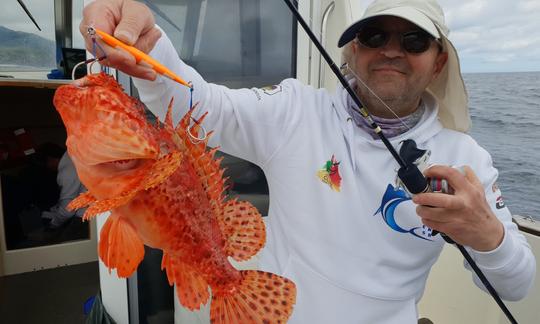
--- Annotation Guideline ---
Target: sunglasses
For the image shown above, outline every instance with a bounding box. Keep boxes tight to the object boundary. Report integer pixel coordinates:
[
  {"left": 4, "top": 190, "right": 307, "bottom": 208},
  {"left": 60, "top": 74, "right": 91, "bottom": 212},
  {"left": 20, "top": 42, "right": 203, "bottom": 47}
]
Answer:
[{"left": 356, "top": 27, "right": 439, "bottom": 54}]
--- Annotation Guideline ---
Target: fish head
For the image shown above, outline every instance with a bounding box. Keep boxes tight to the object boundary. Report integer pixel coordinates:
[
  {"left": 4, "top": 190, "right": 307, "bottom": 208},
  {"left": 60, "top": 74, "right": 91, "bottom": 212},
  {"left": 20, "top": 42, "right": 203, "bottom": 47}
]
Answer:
[{"left": 53, "top": 72, "right": 160, "bottom": 198}]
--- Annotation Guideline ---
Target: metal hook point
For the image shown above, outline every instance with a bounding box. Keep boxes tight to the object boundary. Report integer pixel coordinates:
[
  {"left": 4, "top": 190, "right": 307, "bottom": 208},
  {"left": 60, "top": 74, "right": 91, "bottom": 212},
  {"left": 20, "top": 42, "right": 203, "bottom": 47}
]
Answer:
[{"left": 187, "top": 122, "right": 207, "bottom": 144}]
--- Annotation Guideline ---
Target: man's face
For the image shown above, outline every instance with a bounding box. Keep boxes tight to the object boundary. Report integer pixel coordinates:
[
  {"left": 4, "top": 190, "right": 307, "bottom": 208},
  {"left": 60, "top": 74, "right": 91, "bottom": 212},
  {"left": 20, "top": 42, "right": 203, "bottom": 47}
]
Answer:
[{"left": 351, "top": 16, "right": 448, "bottom": 117}]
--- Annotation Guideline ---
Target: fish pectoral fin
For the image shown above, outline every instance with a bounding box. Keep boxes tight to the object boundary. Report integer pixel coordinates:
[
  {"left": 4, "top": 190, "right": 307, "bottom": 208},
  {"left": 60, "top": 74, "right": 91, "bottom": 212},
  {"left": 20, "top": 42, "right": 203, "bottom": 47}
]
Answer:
[
  {"left": 211, "top": 270, "right": 296, "bottom": 324},
  {"left": 219, "top": 200, "right": 266, "bottom": 262},
  {"left": 99, "top": 214, "right": 144, "bottom": 278},
  {"left": 82, "top": 191, "right": 137, "bottom": 221},
  {"left": 140, "top": 151, "right": 182, "bottom": 190},
  {"left": 67, "top": 191, "right": 97, "bottom": 211},
  {"left": 84, "top": 151, "right": 182, "bottom": 222},
  {"left": 161, "top": 252, "right": 210, "bottom": 310}
]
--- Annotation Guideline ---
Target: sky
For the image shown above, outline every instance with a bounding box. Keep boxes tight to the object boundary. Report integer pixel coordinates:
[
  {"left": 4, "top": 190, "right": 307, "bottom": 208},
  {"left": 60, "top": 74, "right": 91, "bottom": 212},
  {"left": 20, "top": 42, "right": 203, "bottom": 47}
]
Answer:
[
  {"left": 2, "top": 0, "right": 540, "bottom": 73},
  {"left": 438, "top": 0, "right": 540, "bottom": 73}
]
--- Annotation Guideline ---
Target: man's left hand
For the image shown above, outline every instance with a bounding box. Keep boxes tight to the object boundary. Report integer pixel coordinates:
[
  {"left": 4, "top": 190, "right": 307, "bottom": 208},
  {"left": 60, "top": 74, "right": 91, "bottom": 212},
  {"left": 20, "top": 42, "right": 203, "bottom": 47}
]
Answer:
[{"left": 412, "top": 165, "right": 504, "bottom": 251}]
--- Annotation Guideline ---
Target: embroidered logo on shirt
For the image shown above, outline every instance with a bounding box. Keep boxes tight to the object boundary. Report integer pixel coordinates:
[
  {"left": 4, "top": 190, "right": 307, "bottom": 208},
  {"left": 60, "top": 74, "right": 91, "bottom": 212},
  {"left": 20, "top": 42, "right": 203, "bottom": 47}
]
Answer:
[
  {"left": 260, "top": 85, "right": 282, "bottom": 95},
  {"left": 317, "top": 155, "right": 342, "bottom": 192},
  {"left": 496, "top": 196, "right": 506, "bottom": 209},
  {"left": 374, "top": 184, "right": 434, "bottom": 241},
  {"left": 250, "top": 88, "right": 262, "bottom": 101}
]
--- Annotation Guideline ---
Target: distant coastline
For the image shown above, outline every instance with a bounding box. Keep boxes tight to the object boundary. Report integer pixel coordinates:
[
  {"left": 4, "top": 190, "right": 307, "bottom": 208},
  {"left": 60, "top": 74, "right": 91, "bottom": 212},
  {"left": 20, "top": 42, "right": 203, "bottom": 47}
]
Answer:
[{"left": 463, "top": 70, "right": 540, "bottom": 75}]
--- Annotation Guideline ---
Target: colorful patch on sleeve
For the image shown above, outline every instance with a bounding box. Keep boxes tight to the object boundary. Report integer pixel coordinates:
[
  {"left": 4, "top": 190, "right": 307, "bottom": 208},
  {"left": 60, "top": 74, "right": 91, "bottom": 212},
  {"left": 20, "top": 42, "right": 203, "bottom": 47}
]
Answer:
[
  {"left": 317, "top": 155, "right": 342, "bottom": 192},
  {"left": 260, "top": 85, "right": 282, "bottom": 95}
]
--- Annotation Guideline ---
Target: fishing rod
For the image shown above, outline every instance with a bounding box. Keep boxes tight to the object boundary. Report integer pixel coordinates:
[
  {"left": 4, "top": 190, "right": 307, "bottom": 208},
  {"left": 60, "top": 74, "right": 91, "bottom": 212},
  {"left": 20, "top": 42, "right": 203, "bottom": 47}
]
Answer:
[
  {"left": 280, "top": 1, "right": 518, "bottom": 323},
  {"left": 16, "top": 0, "right": 41, "bottom": 31}
]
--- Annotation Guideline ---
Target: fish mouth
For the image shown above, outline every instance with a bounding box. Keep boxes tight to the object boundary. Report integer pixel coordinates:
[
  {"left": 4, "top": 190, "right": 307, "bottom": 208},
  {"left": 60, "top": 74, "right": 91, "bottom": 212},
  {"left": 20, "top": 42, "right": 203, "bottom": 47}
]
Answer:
[
  {"left": 81, "top": 157, "right": 155, "bottom": 179},
  {"left": 101, "top": 159, "right": 144, "bottom": 171}
]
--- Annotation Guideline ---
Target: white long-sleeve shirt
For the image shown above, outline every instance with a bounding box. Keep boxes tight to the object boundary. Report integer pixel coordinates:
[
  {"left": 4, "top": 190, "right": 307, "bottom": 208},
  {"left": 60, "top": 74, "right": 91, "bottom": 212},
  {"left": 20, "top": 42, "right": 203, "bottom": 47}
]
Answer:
[{"left": 133, "top": 32, "right": 535, "bottom": 323}]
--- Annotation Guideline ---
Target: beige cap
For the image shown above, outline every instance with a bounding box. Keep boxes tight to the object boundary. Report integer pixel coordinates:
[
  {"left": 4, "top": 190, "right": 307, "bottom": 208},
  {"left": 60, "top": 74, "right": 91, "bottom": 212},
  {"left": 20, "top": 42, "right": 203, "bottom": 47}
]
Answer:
[{"left": 338, "top": 0, "right": 470, "bottom": 133}]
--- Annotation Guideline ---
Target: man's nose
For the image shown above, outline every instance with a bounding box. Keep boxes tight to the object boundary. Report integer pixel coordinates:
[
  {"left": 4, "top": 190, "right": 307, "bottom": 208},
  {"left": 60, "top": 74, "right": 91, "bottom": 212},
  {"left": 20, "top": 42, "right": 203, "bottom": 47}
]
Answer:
[{"left": 380, "top": 34, "right": 405, "bottom": 58}]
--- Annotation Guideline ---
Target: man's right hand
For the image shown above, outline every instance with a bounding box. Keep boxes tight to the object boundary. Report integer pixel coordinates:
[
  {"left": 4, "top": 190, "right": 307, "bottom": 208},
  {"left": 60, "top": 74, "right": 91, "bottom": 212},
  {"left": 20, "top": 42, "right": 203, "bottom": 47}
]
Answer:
[{"left": 80, "top": 0, "right": 161, "bottom": 80}]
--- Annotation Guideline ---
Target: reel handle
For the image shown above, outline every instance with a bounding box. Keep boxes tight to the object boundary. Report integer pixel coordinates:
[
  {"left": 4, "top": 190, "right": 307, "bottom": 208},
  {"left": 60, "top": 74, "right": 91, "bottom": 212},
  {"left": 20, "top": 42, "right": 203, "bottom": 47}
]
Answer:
[{"left": 426, "top": 166, "right": 464, "bottom": 241}]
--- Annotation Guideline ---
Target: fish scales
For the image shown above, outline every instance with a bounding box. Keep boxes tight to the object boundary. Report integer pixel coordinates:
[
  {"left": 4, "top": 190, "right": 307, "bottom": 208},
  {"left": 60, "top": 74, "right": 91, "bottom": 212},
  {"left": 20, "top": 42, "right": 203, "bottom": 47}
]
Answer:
[{"left": 53, "top": 72, "right": 296, "bottom": 323}]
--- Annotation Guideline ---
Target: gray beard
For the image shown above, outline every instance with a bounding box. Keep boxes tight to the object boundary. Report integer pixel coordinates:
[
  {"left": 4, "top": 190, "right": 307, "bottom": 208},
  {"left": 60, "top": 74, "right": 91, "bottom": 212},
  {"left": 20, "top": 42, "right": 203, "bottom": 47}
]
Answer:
[{"left": 355, "top": 86, "right": 422, "bottom": 118}]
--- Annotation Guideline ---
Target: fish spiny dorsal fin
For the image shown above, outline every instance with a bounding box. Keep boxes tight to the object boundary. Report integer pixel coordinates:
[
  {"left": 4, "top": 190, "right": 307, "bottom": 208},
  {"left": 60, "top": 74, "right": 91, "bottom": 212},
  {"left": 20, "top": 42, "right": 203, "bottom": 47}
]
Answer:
[
  {"left": 204, "top": 130, "right": 214, "bottom": 145},
  {"left": 211, "top": 270, "right": 296, "bottom": 324},
  {"left": 207, "top": 147, "right": 220, "bottom": 160},
  {"left": 161, "top": 252, "right": 210, "bottom": 311},
  {"left": 164, "top": 97, "right": 175, "bottom": 130},
  {"left": 200, "top": 154, "right": 227, "bottom": 214},
  {"left": 176, "top": 103, "right": 197, "bottom": 134},
  {"left": 219, "top": 199, "right": 266, "bottom": 261},
  {"left": 189, "top": 111, "right": 208, "bottom": 137},
  {"left": 174, "top": 104, "right": 226, "bottom": 219}
]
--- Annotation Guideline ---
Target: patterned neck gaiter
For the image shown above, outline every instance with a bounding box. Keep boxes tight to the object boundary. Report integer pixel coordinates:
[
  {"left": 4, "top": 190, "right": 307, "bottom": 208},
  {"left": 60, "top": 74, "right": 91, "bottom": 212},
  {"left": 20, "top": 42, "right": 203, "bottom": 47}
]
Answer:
[{"left": 346, "top": 95, "right": 426, "bottom": 139}]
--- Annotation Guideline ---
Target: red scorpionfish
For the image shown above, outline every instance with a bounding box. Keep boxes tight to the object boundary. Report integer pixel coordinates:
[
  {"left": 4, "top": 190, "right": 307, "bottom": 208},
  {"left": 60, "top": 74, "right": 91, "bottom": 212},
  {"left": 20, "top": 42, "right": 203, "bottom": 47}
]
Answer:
[{"left": 53, "top": 72, "right": 296, "bottom": 323}]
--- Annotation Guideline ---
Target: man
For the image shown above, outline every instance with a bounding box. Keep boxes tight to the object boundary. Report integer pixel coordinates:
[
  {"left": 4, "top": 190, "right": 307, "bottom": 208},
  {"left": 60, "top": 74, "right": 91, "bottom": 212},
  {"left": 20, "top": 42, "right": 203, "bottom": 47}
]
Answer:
[
  {"left": 80, "top": 0, "right": 535, "bottom": 323},
  {"left": 41, "top": 151, "right": 87, "bottom": 229}
]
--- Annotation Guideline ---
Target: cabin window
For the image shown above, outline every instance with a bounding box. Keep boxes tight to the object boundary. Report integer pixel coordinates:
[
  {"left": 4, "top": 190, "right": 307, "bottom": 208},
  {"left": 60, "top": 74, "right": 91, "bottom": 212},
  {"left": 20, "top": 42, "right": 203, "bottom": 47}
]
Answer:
[
  {"left": 72, "top": 0, "right": 85, "bottom": 50},
  {"left": 153, "top": 0, "right": 297, "bottom": 88},
  {"left": 0, "top": 0, "right": 57, "bottom": 79},
  {"left": 0, "top": 0, "right": 88, "bottom": 80}
]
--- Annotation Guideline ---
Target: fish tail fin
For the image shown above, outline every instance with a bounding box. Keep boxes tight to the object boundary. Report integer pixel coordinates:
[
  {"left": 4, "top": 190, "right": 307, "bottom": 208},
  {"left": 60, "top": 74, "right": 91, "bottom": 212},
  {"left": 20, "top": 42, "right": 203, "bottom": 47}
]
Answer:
[
  {"left": 99, "top": 214, "right": 144, "bottom": 278},
  {"left": 210, "top": 270, "right": 296, "bottom": 324}
]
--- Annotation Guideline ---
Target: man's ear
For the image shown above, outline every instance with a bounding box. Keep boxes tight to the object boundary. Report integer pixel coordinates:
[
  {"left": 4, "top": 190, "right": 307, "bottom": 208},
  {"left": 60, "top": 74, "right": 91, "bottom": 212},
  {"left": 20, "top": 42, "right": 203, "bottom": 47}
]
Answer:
[
  {"left": 351, "top": 40, "right": 359, "bottom": 55},
  {"left": 432, "top": 52, "right": 448, "bottom": 81}
]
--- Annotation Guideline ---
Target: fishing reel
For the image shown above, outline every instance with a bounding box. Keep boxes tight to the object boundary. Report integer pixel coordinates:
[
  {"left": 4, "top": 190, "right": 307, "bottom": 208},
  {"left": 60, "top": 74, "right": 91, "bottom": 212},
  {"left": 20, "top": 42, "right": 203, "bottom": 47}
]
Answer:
[
  {"left": 395, "top": 139, "right": 458, "bottom": 196},
  {"left": 396, "top": 139, "right": 462, "bottom": 242}
]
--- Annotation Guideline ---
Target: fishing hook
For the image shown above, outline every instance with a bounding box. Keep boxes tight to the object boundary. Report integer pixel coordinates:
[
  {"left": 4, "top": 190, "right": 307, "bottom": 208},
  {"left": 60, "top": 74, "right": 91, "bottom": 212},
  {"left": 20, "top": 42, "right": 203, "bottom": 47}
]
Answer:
[{"left": 187, "top": 121, "right": 208, "bottom": 144}]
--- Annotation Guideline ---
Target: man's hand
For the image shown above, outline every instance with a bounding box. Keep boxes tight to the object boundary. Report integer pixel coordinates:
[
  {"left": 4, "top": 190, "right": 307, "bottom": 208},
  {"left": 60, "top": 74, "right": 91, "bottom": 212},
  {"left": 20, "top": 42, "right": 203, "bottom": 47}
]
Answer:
[
  {"left": 412, "top": 165, "right": 504, "bottom": 251},
  {"left": 80, "top": 0, "right": 161, "bottom": 80}
]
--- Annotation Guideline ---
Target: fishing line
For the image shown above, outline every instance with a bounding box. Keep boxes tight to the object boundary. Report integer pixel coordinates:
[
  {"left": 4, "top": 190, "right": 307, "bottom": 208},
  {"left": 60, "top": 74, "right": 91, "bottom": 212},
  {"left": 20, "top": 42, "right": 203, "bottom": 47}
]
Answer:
[
  {"left": 342, "top": 64, "right": 410, "bottom": 129},
  {"left": 88, "top": 27, "right": 110, "bottom": 74},
  {"left": 70, "top": 26, "right": 111, "bottom": 81},
  {"left": 291, "top": 0, "right": 410, "bottom": 131},
  {"left": 82, "top": 26, "right": 202, "bottom": 143}
]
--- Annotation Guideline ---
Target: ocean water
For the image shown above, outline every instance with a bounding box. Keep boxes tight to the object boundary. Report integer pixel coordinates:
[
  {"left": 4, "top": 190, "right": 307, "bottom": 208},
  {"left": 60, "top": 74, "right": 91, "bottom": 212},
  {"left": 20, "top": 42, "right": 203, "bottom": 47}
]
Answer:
[{"left": 465, "top": 71, "right": 540, "bottom": 220}]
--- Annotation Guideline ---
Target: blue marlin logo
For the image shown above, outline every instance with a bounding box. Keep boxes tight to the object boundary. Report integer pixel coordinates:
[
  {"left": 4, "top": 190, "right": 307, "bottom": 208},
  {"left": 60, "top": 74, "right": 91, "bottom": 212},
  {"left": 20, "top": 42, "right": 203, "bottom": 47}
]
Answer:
[{"left": 374, "top": 184, "right": 434, "bottom": 241}]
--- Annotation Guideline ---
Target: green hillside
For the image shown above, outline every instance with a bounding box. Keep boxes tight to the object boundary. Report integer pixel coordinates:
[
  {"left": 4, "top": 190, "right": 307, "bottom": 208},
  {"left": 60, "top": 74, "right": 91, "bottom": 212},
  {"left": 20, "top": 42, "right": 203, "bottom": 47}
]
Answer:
[{"left": 0, "top": 26, "right": 56, "bottom": 68}]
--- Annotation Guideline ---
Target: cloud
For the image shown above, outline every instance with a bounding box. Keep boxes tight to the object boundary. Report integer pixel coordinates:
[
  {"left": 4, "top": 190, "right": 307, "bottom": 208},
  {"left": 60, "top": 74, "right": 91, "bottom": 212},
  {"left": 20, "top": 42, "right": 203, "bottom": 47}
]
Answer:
[
  {"left": 517, "top": 0, "right": 540, "bottom": 12},
  {"left": 439, "top": 0, "right": 540, "bottom": 72}
]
